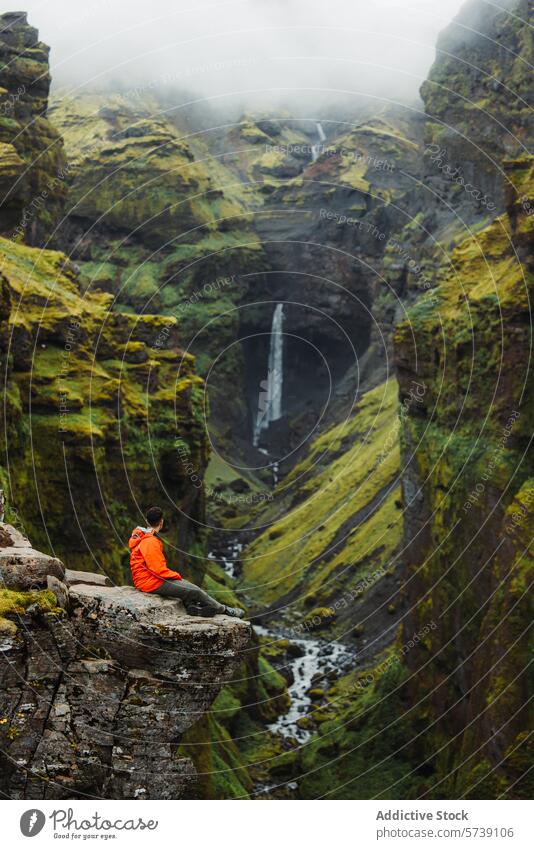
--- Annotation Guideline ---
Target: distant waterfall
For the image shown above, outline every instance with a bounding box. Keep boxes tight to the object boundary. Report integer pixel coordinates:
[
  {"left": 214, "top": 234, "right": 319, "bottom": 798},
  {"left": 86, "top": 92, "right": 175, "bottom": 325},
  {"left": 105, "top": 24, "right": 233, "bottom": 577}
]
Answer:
[
  {"left": 253, "top": 304, "right": 284, "bottom": 447},
  {"left": 311, "top": 122, "right": 326, "bottom": 162}
]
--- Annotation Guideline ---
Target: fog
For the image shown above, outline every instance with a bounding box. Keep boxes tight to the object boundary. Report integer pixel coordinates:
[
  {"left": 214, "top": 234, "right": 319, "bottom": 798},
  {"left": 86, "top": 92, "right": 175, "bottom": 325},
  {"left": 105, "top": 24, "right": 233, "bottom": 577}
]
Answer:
[{"left": 19, "top": 0, "right": 469, "bottom": 108}]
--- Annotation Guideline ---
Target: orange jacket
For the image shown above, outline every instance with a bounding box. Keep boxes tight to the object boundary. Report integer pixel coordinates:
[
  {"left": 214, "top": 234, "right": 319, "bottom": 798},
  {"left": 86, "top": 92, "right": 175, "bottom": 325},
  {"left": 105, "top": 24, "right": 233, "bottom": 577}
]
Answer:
[{"left": 128, "top": 527, "right": 182, "bottom": 592}]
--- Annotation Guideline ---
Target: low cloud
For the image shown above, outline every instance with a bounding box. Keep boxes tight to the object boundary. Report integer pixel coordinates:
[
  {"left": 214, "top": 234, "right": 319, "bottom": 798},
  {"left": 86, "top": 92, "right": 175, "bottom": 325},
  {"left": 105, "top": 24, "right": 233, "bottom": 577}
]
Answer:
[{"left": 18, "top": 0, "right": 471, "bottom": 111}]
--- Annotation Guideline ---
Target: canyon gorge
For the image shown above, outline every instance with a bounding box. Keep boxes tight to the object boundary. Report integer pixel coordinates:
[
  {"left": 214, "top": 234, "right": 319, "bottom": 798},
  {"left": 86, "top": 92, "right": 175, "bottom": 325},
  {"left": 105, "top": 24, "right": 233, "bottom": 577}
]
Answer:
[{"left": 0, "top": 0, "right": 532, "bottom": 800}]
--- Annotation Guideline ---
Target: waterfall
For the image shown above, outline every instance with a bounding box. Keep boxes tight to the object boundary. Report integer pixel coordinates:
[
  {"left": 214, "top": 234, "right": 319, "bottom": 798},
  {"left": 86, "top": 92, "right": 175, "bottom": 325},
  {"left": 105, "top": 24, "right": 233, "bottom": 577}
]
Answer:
[
  {"left": 253, "top": 303, "right": 284, "bottom": 447},
  {"left": 311, "top": 122, "right": 326, "bottom": 162}
]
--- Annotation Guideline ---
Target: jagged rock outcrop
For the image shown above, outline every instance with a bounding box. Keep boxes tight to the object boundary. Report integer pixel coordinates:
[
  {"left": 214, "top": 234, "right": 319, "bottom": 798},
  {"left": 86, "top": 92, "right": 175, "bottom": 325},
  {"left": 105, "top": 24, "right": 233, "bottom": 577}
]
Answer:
[
  {"left": 0, "top": 522, "right": 64, "bottom": 589},
  {"left": 0, "top": 524, "right": 251, "bottom": 799},
  {"left": 0, "top": 12, "right": 67, "bottom": 244},
  {"left": 421, "top": 0, "right": 533, "bottom": 218}
]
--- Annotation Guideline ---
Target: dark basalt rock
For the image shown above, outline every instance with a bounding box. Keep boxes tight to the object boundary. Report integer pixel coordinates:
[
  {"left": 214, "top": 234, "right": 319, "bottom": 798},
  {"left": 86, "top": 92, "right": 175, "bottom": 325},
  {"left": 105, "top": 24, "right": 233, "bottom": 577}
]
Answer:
[{"left": 0, "top": 12, "right": 67, "bottom": 244}]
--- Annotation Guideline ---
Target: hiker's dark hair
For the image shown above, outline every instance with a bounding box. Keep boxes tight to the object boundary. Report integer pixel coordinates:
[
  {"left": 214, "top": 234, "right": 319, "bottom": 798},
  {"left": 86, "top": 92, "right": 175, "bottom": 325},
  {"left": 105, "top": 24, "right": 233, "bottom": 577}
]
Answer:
[{"left": 146, "top": 506, "right": 164, "bottom": 527}]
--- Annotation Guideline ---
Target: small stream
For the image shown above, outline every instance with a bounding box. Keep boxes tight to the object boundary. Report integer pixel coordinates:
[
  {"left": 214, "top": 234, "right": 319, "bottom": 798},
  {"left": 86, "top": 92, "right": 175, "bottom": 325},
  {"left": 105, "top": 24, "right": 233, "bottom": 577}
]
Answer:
[
  {"left": 208, "top": 540, "right": 356, "bottom": 743},
  {"left": 209, "top": 537, "right": 358, "bottom": 797},
  {"left": 208, "top": 540, "right": 243, "bottom": 579},
  {"left": 209, "top": 542, "right": 357, "bottom": 743},
  {"left": 254, "top": 624, "right": 355, "bottom": 743}
]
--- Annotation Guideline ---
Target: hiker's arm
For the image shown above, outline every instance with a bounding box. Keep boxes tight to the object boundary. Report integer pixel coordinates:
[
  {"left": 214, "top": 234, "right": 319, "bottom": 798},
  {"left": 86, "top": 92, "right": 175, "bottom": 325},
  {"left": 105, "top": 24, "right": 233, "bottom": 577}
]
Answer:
[{"left": 143, "top": 536, "right": 183, "bottom": 581}]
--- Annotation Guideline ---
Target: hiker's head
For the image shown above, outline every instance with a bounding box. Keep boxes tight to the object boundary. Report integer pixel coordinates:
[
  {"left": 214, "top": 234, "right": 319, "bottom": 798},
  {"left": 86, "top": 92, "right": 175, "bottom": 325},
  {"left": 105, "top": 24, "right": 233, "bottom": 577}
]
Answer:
[{"left": 145, "top": 506, "right": 164, "bottom": 531}]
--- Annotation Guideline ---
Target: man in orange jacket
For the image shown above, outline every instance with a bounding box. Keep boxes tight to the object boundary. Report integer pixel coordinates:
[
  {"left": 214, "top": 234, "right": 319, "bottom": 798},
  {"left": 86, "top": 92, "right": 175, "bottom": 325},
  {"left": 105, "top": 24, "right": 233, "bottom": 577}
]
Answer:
[{"left": 129, "top": 506, "right": 245, "bottom": 618}]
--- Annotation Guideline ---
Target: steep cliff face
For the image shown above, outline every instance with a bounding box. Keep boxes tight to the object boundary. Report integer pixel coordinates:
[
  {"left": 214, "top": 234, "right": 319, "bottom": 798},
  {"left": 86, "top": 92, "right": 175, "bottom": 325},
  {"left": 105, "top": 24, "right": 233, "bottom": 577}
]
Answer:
[
  {"left": 0, "top": 15, "right": 210, "bottom": 582},
  {"left": 0, "top": 236, "right": 208, "bottom": 581},
  {"left": 421, "top": 0, "right": 533, "bottom": 218},
  {"left": 393, "top": 0, "right": 534, "bottom": 295},
  {"left": 0, "top": 12, "right": 67, "bottom": 245},
  {"left": 386, "top": 0, "right": 534, "bottom": 797},
  {"left": 394, "top": 156, "right": 533, "bottom": 798},
  {"left": 0, "top": 523, "right": 250, "bottom": 799},
  {"left": 49, "top": 93, "right": 269, "bottom": 455},
  {"left": 229, "top": 0, "right": 533, "bottom": 800}
]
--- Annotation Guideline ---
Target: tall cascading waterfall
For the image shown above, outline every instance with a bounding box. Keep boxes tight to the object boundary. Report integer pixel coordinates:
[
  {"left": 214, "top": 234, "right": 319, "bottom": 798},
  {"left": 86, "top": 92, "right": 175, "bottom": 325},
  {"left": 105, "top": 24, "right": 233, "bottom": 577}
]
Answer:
[
  {"left": 311, "top": 122, "right": 326, "bottom": 162},
  {"left": 253, "top": 303, "right": 284, "bottom": 447}
]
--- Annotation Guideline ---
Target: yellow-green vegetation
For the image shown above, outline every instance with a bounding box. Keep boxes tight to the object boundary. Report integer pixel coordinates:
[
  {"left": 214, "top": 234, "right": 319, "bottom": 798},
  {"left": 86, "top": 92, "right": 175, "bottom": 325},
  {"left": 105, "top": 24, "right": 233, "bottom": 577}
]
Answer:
[
  {"left": 391, "top": 157, "right": 534, "bottom": 798},
  {"left": 0, "top": 236, "right": 209, "bottom": 582},
  {"left": 0, "top": 588, "right": 58, "bottom": 635},
  {"left": 49, "top": 94, "right": 236, "bottom": 238},
  {"left": 239, "top": 380, "right": 402, "bottom": 631},
  {"left": 178, "top": 632, "right": 292, "bottom": 798},
  {"left": 186, "top": 378, "right": 406, "bottom": 796},
  {"left": 294, "top": 651, "right": 421, "bottom": 799},
  {"left": 50, "top": 94, "right": 266, "bottom": 296},
  {"left": 335, "top": 120, "right": 417, "bottom": 199},
  {"left": 396, "top": 158, "right": 534, "bottom": 423},
  {"left": 178, "top": 713, "right": 253, "bottom": 799},
  {"left": 224, "top": 115, "right": 313, "bottom": 191},
  {"left": 270, "top": 116, "right": 420, "bottom": 212},
  {"left": 49, "top": 94, "right": 269, "bottom": 409}
]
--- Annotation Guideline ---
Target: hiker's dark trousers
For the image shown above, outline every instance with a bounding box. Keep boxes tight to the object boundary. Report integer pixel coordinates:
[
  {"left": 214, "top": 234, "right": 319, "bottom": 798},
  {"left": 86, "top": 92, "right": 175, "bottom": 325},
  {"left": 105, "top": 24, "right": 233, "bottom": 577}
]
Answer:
[{"left": 151, "top": 579, "right": 225, "bottom": 616}]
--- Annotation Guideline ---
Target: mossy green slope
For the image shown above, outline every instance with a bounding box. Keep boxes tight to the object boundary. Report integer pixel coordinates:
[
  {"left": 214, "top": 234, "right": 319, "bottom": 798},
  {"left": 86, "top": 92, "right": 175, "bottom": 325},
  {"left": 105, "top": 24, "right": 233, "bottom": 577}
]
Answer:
[
  {"left": 49, "top": 93, "right": 271, "bottom": 451},
  {"left": 49, "top": 93, "right": 267, "bottom": 319},
  {"left": 0, "top": 236, "right": 209, "bottom": 582},
  {"left": 392, "top": 156, "right": 533, "bottom": 798},
  {"left": 239, "top": 379, "right": 403, "bottom": 639}
]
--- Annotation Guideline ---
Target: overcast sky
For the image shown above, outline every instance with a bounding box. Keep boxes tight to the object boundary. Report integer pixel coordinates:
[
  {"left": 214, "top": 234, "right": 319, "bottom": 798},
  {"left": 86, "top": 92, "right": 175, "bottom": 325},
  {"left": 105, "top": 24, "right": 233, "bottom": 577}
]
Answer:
[{"left": 18, "top": 0, "right": 470, "bottom": 106}]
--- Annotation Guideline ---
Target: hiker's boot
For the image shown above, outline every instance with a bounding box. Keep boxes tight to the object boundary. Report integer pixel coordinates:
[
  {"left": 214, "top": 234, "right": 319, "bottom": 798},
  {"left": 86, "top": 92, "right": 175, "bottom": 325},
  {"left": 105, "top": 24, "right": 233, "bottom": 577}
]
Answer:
[{"left": 224, "top": 605, "right": 245, "bottom": 619}]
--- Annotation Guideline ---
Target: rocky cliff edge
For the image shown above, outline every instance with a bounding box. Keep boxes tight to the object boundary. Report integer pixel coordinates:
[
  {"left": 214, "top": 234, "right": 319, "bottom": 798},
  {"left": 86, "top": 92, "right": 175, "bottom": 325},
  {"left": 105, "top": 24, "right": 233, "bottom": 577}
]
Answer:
[{"left": 0, "top": 522, "right": 251, "bottom": 799}]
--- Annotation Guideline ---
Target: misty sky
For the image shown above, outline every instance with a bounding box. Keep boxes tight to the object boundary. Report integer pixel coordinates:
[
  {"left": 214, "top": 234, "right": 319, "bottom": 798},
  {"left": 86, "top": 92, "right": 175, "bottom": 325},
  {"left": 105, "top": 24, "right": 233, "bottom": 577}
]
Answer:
[{"left": 19, "top": 0, "right": 470, "bottom": 106}]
